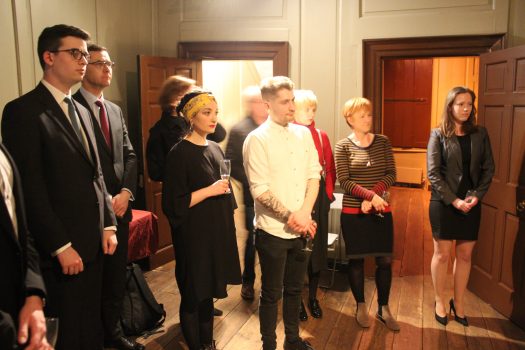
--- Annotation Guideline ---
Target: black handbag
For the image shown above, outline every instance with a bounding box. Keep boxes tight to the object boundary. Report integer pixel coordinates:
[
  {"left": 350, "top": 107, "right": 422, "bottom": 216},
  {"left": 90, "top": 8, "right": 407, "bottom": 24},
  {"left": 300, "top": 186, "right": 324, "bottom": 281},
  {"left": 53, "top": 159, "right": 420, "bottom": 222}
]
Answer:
[{"left": 120, "top": 263, "right": 166, "bottom": 337}]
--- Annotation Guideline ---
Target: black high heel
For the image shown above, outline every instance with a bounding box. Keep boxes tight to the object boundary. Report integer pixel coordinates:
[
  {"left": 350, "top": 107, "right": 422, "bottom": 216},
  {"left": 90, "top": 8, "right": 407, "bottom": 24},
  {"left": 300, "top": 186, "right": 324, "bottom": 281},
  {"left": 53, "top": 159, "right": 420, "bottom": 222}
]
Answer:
[
  {"left": 434, "top": 302, "right": 448, "bottom": 326},
  {"left": 449, "top": 299, "right": 469, "bottom": 327}
]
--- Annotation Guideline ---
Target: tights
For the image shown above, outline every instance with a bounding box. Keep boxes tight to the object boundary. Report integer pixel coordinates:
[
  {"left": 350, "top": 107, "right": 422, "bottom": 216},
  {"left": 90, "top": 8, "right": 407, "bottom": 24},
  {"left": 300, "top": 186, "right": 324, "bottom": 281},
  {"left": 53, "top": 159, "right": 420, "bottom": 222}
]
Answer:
[
  {"left": 179, "top": 297, "right": 214, "bottom": 350},
  {"left": 307, "top": 261, "right": 320, "bottom": 300},
  {"left": 347, "top": 257, "right": 392, "bottom": 306}
]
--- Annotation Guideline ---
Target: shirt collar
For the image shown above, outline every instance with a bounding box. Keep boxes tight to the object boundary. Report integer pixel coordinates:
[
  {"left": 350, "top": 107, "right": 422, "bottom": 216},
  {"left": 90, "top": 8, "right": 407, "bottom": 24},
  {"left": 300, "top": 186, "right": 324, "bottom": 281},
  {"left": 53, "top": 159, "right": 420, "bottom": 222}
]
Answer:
[
  {"left": 79, "top": 86, "right": 103, "bottom": 105},
  {"left": 41, "top": 79, "right": 71, "bottom": 105},
  {"left": 267, "top": 117, "right": 290, "bottom": 131}
]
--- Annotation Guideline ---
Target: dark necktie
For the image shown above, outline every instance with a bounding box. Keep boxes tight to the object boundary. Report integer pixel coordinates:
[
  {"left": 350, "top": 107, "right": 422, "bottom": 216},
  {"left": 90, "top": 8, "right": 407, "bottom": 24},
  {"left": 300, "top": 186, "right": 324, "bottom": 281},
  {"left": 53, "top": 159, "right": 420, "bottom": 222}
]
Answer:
[
  {"left": 64, "top": 97, "right": 84, "bottom": 144},
  {"left": 95, "top": 100, "right": 112, "bottom": 150}
]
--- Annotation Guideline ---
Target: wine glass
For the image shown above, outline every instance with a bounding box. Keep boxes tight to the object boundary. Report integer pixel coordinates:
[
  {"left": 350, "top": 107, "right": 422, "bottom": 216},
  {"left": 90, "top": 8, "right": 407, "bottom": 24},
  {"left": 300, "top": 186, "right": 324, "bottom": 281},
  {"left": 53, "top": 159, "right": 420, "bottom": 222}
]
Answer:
[
  {"left": 465, "top": 189, "right": 477, "bottom": 204},
  {"left": 220, "top": 159, "right": 231, "bottom": 194},
  {"left": 376, "top": 191, "right": 390, "bottom": 218},
  {"left": 45, "top": 317, "right": 59, "bottom": 347}
]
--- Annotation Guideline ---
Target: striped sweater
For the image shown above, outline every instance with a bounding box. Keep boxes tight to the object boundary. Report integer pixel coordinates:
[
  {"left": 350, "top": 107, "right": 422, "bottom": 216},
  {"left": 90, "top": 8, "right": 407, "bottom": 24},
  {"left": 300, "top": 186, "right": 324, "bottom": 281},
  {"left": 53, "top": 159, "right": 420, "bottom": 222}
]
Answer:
[{"left": 334, "top": 134, "right": 396, "bottom": 209}]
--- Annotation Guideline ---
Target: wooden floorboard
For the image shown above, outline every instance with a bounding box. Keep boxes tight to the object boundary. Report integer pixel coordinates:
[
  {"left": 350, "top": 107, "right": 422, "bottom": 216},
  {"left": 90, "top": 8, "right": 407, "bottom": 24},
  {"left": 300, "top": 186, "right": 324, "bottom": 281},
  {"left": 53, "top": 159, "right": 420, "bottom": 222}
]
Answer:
[{"left": 133, "top": 187, "right": 525, "bottom": 350}]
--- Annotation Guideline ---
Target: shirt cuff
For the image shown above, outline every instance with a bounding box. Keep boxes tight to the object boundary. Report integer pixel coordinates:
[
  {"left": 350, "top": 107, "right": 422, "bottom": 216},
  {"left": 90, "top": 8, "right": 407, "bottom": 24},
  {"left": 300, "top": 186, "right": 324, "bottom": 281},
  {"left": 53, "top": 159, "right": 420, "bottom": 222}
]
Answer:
[
  {"left": 104, "top": 226, "right": 117, "bottom": 231},
  {"left": 121, "top": 188, "right": 135, "bottom": 201},
  {"left": 51, "top": 242, "right": 72, "bottom": 257}
]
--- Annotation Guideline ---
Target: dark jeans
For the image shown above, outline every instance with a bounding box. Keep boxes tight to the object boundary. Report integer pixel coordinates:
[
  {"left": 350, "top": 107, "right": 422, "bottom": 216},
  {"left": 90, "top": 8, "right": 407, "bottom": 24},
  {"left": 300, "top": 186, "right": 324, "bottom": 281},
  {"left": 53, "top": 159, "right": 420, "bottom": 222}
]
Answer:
[
  {"left": 255, "top": 229, "right": 309, "bottom": 350},
  {"left": 242, "top": 206, "right": 256, "bottom": 284}
]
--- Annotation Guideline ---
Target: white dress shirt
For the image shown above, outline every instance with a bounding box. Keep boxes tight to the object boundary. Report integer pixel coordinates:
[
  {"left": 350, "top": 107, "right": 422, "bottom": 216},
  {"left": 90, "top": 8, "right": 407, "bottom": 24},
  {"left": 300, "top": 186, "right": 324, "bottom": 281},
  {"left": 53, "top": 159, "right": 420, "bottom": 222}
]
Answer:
[
  {"left": 0, "top": 147, "right": 17, "bottom": 236},
  {"left": 243, "top": 118, "right": 321, "bottom": 239}
]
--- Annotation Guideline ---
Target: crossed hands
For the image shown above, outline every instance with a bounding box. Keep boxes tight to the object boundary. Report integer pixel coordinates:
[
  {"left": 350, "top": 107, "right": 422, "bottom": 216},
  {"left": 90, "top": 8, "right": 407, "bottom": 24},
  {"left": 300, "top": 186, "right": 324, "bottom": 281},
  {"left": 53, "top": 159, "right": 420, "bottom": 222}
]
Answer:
[
  {"left": 287, "top": 210, "right": 317, "bottom": 237},
  {"left": 361, "top": 194, "right": 389, "bottom": 214},
  {"left": 452, "top": 196, "right": 479, "bottom": 214}
]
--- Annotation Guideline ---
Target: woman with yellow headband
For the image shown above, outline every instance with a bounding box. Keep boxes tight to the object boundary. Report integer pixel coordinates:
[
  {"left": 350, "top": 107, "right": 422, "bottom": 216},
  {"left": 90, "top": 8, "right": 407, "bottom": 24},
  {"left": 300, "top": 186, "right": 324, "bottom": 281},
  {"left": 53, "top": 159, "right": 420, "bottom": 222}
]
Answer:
[{"left": 162, "top": 90, "right": 241, "bottom": 350}]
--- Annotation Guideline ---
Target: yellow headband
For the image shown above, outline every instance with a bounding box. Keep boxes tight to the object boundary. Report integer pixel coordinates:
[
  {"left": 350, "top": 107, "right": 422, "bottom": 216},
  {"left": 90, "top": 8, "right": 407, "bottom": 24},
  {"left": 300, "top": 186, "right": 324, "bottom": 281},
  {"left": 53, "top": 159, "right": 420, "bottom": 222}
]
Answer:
[{"left": 181, "top": 93, "right": 216, "bottom": 122}]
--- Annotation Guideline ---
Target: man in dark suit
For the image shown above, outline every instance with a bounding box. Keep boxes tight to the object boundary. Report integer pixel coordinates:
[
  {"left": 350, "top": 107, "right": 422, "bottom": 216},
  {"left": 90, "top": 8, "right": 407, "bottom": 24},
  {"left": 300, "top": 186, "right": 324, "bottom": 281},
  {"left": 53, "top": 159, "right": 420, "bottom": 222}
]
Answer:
[
  {"left": 0, "top": 144, "right": 50, "bottom": 350},
  {"left": 73, "top": 44, "right": 142, "bottom": 350},
  {"left": 2, "top": 24, "right": 118, "bottom": 350}
]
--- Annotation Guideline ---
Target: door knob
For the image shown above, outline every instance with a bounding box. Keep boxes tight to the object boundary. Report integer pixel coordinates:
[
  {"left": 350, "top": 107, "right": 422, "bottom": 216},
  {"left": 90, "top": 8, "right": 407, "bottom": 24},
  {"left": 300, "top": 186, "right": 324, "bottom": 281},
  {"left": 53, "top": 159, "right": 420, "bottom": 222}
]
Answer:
[{"left": 518, "top": 200, "right": 525, "bottom": 213}]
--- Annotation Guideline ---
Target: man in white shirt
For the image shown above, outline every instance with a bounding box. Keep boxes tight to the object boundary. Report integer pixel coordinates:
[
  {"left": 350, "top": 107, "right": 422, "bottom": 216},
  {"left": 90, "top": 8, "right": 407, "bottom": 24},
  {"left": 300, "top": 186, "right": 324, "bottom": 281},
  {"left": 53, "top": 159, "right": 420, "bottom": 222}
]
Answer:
[{"left": 243, "top": 76, "right": 321, "bottom": 350}]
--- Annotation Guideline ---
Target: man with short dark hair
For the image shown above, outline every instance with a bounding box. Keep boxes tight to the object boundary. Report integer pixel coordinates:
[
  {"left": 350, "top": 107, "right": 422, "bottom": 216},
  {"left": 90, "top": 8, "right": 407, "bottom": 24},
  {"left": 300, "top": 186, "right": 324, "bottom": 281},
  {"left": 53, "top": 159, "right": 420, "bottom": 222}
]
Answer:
[
  {"left": 2, "top": 24, "right": 117, "bottom": 350},
  {"left": 74, "top": 44, "right": 141, "bottom": 350},
  {"left": 243, "top": 76, "right": 320, "bottom": 350}
]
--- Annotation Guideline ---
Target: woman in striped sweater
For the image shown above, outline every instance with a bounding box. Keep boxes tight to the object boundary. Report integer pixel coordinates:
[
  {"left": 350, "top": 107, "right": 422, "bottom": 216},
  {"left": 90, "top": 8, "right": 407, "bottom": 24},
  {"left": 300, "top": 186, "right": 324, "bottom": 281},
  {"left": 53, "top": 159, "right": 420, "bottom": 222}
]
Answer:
[{"left": 334, "top": 97, "right": 400, "bottom": 332}]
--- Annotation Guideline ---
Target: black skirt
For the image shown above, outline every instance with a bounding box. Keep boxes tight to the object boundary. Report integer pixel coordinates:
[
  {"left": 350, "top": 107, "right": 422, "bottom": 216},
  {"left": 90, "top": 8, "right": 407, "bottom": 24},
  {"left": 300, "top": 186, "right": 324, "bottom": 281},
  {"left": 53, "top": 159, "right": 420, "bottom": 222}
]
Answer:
[
  {"left": 341, "top": 212, "right": 393, "bottom": 258},
  {"left": 429, "top": 200, "right": 481, "bottom": 240}
]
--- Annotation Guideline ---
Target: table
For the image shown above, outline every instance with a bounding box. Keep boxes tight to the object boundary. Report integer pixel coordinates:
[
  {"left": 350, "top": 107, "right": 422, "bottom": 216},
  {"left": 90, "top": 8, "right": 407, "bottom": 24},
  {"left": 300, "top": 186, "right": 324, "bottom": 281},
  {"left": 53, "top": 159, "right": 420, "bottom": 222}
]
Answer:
[{"left": 128, "top": 209, "right": 159, "bottom": 262}]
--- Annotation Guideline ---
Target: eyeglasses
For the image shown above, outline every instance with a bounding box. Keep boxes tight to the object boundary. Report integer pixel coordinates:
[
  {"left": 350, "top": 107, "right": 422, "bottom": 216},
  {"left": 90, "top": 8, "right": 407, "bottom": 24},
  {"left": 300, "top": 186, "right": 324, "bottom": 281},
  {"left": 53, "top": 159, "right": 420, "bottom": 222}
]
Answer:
[
  {"left": 88, "top": 60, "right": 116, "bottom": 68},
  {"left": 50, "top": 48, "right": 90, "bottom": 61}
]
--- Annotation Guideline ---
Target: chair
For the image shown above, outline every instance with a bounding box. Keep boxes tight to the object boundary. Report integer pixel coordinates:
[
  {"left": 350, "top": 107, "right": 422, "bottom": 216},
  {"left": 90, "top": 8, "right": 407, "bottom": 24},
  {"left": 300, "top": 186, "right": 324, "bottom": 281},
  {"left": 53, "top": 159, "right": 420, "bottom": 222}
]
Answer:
[{"left": 320, "top": 193, "right": 343, "bottom": 289}]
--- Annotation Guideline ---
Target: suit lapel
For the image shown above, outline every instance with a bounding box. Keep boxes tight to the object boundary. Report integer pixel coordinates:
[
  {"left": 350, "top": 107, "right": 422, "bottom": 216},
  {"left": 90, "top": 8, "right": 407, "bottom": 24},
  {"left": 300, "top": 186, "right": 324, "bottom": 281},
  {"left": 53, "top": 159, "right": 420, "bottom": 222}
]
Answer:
[
  {"left": 0, "top": 145, "right": 20, "bottom": 249},
  {"left": 104, "top": 101, "right": 119, "bottom": 155},
  {"left": 36, "top": 84, "right": 94, "bottom": 165}
]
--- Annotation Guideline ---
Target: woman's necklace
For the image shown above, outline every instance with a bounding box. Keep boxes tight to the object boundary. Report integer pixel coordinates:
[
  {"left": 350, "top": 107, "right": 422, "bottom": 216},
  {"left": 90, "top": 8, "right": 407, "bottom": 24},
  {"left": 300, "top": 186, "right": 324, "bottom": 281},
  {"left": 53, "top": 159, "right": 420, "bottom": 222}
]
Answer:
[{"left": 348, "top": 132, "right": 373, "bottom": 167}]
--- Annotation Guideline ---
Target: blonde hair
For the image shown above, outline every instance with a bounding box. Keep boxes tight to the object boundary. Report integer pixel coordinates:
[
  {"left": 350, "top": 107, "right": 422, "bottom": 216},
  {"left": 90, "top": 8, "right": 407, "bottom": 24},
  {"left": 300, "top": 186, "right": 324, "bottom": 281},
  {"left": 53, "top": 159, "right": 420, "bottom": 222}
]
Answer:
[
  {"left": 294, "top": 90, "right": 318, "bottom": 111},
  {"left": 260, "top": 76, "right": 294, "bottom": 100},
  {"left": 343, "top": 97, "right": 371, "bottom": 118}
]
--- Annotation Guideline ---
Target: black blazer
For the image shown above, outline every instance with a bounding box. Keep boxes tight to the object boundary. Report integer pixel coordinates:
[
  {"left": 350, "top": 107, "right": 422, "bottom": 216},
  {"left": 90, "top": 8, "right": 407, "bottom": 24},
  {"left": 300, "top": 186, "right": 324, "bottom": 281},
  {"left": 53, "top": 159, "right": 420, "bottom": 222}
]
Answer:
[
  {"left": 0, "top": 143, "right": 46, "bottom": 348},
  {"left": 427, "top": 126, "right": 495, "bottom": 205},
  {"left": 73, "top": 91, "right": 137, "bottom": 223},
  {"left": 1, "top": 83, "right": 117, "bottom": 264}
]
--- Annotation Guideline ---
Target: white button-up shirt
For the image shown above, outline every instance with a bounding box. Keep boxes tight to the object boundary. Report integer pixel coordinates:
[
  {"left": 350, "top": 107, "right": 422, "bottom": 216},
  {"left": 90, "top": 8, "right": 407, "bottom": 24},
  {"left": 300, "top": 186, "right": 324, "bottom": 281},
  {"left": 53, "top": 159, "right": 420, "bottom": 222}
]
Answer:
[{"left": 243, "top": 118, "right": 321, "bottom": 239}]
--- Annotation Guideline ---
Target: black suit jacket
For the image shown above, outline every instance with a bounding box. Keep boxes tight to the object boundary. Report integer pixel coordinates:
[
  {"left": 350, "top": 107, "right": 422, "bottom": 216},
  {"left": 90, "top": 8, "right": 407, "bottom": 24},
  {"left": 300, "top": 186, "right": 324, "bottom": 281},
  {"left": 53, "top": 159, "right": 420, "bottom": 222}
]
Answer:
[
  {"left": 427, "top": 126, "right": 495, "bottom": 205},
  {"left": 1, "top": 82, "right": 117, "bottom": 264},
  {"left": 73, "top": 91, "right": 137, "bottom": 223},
  {"left": 0, "top": 143, "right": 46, "bottom": 349}
]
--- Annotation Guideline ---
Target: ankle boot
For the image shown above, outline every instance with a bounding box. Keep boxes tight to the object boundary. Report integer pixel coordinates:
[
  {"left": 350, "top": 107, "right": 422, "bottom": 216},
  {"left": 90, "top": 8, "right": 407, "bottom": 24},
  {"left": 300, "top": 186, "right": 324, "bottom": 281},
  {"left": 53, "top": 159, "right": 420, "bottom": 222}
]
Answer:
[
  {"left": 356, "top": 302, "right": 370, "bottom": 328},
  {"left": 376, "top": 305, "right": 400, "bottom": 332}
]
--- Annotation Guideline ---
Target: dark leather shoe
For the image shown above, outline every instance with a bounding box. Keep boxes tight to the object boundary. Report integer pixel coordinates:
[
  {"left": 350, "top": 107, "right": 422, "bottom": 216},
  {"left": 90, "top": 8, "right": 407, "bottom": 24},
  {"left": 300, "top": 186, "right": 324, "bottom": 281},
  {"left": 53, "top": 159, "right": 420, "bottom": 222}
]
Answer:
[
  {"left": 284, "top": 338, "right": 315, "bottom": 350},
  {"left": 213, "top": 307, "right": 223, "bottom": 316},
  {"left": 107, "top": 336, "right": 145, "bottom": 350},
  {"left": 308, "top": 298, "right": 323, "bottom": 319},
  {"left": 299, "top": 301, "right": 308, "bottom": 321},
  {"left": 241, "top": 283, "right": 255, "bottom": 300}
]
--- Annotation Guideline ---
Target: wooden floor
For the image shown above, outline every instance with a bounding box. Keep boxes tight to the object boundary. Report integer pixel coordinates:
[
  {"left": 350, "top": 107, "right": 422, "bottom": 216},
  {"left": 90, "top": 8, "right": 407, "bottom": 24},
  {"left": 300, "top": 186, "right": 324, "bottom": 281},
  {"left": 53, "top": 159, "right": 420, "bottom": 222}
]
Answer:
[{"left": 135, "top": 187, "right": 525, "bottom": 350}]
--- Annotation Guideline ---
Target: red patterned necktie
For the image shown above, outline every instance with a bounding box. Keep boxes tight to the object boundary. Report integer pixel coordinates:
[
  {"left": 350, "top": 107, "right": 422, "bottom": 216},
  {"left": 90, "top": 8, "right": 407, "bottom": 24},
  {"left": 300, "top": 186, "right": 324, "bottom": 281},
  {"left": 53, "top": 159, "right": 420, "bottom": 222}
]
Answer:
[{"left": 95, "top": 100, "right": 112, "bottom": 150}]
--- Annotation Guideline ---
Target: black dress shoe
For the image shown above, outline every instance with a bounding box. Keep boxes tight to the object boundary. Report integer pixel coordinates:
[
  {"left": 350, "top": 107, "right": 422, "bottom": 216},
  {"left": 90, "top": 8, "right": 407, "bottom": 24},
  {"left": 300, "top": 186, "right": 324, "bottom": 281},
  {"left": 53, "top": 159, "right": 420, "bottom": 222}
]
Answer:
[
  {"left": 449, "top": 299, "right": 469, "bottom": 327},
  {"left": 299, "top": 301, "right": 308, "bottom": 321},
  {"left": 241, "top": 283, "right": 255, "bottom": 300},
  {"left": 284, "top": 338, "right": 315, "bottom": 350},
  {"left": 213, "top": 307, "right": 223, "bottom": 316},
  {"left": 434, "top": 302, "right": 448, "bottom": 326},
  {"left": 308, "top": 298, "right": 323, "bottom": 319},
  {"left": 107, "top": 336, "right": 145, "bottom": 350}
]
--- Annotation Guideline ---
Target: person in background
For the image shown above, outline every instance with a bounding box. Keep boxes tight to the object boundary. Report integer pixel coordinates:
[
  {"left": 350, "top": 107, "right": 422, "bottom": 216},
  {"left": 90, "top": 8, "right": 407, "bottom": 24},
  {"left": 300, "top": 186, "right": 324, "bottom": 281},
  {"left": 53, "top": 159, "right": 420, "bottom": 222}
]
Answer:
[
  {"left": 225, "top": 85, "right": 267, "bottom": 301},
  {"left": 334, "top": 97, "right": 400, "bottom": 332},
  {"left": 427, "top": 86, "right": 494, "bottom": 327},
  {"left": 293, "top": 89, "right": 335, "bottom": 321},
  {"left": 73, "top": 44, "right": 141, "bottom": 350},
  {"left": 2, "top": 24, "right": 117, "bottom": 350},
  {"left": 243, "top": 76, "right": 320, "bottom": 350},
  {"left": 146, "top": 76, "right": 227, "bottom": 182},
  {"left": 0, "top": 143, "right": 50, "bottom": 350},
  {"left": 146, "top": 75, "right": 225, "bottom": 316},
  {"left": 162, "top": 90, "right": 241, "bottom": 350}
]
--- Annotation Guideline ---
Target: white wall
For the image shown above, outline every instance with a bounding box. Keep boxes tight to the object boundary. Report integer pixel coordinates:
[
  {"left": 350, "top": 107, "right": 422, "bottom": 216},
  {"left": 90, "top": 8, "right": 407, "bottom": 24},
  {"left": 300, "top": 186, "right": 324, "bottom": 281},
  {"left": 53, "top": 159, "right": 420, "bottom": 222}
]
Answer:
[
  {"left": 156, "top": 0, "right": 513, "bottom": 144},
  {"left": 0, "top": 0, "right": 157, "bottom": 122}
]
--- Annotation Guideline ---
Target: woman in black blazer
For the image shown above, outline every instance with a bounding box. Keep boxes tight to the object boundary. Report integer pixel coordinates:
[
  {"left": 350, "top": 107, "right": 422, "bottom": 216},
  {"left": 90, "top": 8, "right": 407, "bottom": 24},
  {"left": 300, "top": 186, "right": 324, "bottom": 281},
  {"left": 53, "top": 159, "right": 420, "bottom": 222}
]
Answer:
[{"left": 427, "top": 86, "right": 495, "bottom": 327}]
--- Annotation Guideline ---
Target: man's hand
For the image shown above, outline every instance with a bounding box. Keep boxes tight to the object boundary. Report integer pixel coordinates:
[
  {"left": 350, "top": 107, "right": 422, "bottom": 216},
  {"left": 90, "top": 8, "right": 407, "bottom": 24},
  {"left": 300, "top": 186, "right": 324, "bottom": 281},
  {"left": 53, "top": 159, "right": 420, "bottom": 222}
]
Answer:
[
  {"left": 18, "top": 296, "right": 52, "bottom": 350},
  {"left": 57, "top": 246, "right": 83, "bottom": 275},
  {"left": 102, "top": 230, "right": 118, "bottom": 255},
  {"left": 112, "top": 191, "right": 131, "bottom": 218},
  {"left": 287, "top": 210, "right": 311, "bottom": 232}
]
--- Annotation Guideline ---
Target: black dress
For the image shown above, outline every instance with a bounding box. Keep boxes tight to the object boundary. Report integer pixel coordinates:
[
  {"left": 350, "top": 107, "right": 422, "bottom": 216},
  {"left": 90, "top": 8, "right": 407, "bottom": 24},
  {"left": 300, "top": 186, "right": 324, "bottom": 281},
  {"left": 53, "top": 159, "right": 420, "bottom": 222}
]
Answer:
[
  {"left": 162, "top": 139, "right": 241, "bottom": 305},
  {"left": 430, "top": 134, "right": 481, "bottom": 240}
]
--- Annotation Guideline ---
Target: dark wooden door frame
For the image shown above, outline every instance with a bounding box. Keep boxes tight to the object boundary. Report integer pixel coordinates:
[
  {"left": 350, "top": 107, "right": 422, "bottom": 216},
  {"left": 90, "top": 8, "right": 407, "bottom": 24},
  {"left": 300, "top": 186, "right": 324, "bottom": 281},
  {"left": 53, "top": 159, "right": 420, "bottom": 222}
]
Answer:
[
  {"left": 178, "top": 41, "right": 289, "bottom": 76},
  {"left": 363, "top": 34, "right": 505, "bottom": 132}
]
